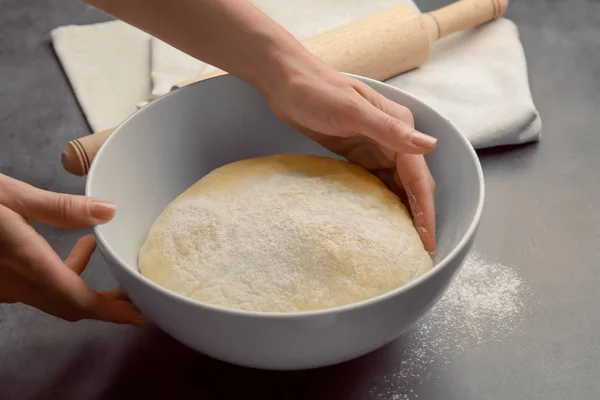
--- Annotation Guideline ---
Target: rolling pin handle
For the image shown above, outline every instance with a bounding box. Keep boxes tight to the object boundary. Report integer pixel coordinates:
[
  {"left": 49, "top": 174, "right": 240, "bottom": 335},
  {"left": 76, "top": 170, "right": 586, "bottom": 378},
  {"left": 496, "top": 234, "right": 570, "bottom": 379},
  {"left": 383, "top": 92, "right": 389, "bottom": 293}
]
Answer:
[
  {"left": 61, "top": 140, "right": 89, "bottom": 176},
  {"left": 426, "top": 0, "right": 508, "bottom": 41},
  {"left": 61, "top": 127, "right": 115, "bottom": 176}
]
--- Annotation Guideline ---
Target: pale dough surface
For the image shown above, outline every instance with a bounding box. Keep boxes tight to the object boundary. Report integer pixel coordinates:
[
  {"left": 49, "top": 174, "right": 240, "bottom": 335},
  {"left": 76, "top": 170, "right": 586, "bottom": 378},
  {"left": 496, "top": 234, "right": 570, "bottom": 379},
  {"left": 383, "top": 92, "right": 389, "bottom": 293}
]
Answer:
[{"left": 138, "top": 154, "right": 432, "bottom": 313}]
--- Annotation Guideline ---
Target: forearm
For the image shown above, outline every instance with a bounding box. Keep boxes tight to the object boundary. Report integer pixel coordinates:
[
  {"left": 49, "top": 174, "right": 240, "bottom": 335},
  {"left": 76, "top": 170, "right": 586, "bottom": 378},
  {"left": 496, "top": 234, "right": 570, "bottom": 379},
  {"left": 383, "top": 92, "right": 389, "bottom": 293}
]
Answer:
[{"left": 84, "top": 0, "right": 317, "bottom": 95}]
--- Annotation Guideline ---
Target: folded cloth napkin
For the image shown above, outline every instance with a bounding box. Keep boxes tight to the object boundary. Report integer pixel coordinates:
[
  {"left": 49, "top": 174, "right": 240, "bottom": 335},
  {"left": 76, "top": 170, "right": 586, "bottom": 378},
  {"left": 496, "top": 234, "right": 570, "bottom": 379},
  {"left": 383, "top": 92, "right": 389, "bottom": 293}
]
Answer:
[
  {"left": 51, "top": 20, "right": 151, "bottom": 132},
  {"left": 51, "top": 0, "right": 541, "bottom": 148}
]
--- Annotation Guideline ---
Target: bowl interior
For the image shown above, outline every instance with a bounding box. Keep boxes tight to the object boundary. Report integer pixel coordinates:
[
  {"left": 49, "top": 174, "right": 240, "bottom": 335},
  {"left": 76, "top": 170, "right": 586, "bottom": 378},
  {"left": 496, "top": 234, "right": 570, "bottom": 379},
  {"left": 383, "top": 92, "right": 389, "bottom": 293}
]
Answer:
[{"left": 87, "top": 74, "right": 482, "bottom": 286}]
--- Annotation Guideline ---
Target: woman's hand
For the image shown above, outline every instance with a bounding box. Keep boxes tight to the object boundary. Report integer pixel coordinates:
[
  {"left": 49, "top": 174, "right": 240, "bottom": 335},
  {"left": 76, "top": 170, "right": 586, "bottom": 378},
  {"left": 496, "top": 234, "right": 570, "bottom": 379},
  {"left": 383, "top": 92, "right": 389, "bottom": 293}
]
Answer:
[
  {"left": 266, "top": 61, "right": 437, "bottom": 252},
  {"left": 84, "top": 0, "right": 437, "bottom": 252},
  {"left": 0, "top": 173, "right": 147, "bottom": 324}
]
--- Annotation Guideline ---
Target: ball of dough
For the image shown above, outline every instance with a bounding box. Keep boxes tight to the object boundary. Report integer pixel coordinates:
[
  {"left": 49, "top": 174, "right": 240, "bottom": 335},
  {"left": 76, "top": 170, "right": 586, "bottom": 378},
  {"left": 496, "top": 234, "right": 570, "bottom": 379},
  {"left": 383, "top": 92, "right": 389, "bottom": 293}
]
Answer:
[{"left": 138, "top": 154, "right": 432, "bottom": 313}]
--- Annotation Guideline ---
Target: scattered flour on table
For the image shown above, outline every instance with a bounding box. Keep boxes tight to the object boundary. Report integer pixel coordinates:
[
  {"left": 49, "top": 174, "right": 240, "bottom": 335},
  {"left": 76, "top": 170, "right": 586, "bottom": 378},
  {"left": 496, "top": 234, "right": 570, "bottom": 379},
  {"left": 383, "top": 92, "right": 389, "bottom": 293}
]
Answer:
[{"left": 370, "top": 250, "right": 530, "bottom": 399}]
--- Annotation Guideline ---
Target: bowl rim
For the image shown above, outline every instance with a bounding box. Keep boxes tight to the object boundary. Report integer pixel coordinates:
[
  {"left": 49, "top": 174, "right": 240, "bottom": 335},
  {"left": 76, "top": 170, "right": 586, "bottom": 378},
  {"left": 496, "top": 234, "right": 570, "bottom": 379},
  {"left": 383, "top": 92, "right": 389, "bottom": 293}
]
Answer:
[{"left": 87, "top": 73, "right": 485, "bottom": 319}]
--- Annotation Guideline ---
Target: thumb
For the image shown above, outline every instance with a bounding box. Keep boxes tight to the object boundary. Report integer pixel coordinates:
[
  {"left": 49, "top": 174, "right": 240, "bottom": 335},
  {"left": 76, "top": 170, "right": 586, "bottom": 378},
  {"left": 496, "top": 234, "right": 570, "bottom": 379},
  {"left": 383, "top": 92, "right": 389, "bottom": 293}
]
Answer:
[{"left": 1, "top": 177, "right": 116, "bottom": 227}]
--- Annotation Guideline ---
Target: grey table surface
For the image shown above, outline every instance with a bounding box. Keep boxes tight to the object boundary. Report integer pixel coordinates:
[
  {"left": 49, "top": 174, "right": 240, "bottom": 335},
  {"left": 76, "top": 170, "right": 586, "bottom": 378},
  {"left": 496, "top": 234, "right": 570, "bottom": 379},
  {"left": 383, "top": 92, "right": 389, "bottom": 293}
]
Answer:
[{"left": 1, "top": 0, "right": 599, "bottom": 399}]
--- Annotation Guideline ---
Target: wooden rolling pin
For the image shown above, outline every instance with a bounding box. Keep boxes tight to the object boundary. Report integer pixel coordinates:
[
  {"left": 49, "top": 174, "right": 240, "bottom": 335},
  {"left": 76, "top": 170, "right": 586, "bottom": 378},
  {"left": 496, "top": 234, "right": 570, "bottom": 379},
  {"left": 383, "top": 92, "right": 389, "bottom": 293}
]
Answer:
[{"left": 62, "top": 0, "right": 508, "bottom": 176}]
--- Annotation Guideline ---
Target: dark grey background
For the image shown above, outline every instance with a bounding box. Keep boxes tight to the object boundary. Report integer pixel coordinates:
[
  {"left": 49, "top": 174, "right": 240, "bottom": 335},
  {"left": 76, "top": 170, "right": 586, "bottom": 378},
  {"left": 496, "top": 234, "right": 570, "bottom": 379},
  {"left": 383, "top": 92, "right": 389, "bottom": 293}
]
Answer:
[{"left": 1, "top": 0, "right": 599, "bottom": 399}]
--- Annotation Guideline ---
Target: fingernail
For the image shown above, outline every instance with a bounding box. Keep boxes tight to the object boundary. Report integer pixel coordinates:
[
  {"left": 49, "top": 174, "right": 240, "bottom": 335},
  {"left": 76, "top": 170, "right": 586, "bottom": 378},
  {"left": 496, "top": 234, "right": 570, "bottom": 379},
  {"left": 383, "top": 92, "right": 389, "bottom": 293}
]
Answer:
[
  {"left": 411, "top": 132, "right": 437, "bottom": 149},
  {"left": 90, "top": 201, "right": 116, "bottom": 222}
]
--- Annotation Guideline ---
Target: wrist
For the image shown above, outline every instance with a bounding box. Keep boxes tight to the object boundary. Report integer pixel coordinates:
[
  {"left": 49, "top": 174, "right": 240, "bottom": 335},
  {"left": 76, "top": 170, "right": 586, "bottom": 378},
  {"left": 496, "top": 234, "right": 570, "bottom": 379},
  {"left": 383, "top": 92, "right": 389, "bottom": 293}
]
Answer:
[{"left": 239, "top": 31, "right": 324, "bottom": 99}]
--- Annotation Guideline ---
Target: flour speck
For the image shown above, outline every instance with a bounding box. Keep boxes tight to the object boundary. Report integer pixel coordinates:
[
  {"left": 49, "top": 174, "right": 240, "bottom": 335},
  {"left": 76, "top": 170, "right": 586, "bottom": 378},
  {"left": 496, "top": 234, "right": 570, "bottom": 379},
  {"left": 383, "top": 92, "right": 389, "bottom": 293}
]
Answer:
[{"left": 369, "top": 250, "right": 530, "bottom": 399}]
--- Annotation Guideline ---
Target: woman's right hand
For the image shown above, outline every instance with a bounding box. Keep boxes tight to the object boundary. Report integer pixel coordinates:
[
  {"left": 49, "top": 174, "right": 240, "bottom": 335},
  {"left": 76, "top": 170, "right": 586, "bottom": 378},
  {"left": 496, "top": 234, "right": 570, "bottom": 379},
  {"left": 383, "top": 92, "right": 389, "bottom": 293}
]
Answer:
[
  {"left": 0, "top": 173, "right": 147, "bottom": 325},
  {"left": 265, "top": 58, "right": 437, "bottom": 252},
  {"left": 82, "top": 0, "right": 437, "bottom": 251}
]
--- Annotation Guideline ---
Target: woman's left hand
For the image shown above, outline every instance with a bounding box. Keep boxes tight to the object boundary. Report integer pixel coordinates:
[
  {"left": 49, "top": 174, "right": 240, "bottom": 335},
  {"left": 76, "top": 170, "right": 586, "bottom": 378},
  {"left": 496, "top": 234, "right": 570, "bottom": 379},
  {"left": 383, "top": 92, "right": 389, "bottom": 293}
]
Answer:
[
  {"left": 265, "top": 61, "right": 437, "bottom": 252},
  {"left": 0, "top": 173, "right": 147, "bottom": 324}
]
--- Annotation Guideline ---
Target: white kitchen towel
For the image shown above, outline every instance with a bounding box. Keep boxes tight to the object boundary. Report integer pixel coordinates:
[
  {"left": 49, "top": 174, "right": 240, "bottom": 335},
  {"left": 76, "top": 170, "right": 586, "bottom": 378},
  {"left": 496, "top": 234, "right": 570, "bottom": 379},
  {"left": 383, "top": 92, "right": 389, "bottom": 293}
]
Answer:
[
  {"left": 51, "top": 20, "right": 151, "bottom": 132},
  {"left": 386, "top": 17, "right": 542, "bottom": 148},
  {"left": 51, "top": 0, "right": 541, "bottom": 148}
]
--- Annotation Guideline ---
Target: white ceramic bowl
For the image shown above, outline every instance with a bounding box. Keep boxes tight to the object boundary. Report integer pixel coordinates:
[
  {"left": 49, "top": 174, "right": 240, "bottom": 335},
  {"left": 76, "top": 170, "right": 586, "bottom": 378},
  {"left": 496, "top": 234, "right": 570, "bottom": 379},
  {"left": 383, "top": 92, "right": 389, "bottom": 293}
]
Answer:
[{"left": 86, "top": 74, "right": 484, "bottom": 370}]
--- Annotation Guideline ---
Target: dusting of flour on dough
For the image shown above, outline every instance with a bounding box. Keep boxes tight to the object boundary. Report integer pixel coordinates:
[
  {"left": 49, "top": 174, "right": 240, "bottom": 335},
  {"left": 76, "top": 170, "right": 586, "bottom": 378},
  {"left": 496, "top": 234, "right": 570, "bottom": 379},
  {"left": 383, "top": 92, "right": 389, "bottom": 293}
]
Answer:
[
  {"left": 369, "top": 250, "right": 530, "bottom": 399},
  {"left": 138, "top": 155, "right": 432, "bottom": 313}
]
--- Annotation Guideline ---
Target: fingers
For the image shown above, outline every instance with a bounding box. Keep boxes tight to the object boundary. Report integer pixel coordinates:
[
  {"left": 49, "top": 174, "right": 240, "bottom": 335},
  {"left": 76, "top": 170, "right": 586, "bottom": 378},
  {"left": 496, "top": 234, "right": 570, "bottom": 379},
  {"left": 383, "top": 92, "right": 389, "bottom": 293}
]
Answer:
[
  {"left": 100, "top": 289, "right": 130, "bottom": 301},
  {"left": 351, "top": 83, "right": 437, "bottom": 155},
  {"left": 62, "top": 239, "right": 147, "bottom": 325},
  {"left": 0, "top": 173, "right": 115, "bottom": 228},
  {"left": 395, "top": 153, "right": 437, "bottom": 253},
  {"left": 23, "top": 190, "right": 115, "bottom": 228},
  {"left": 21, "top": 286, "right": 148, "bottom": 326},
  {"left": 359, "top": 105, "right": 437, "bottom": 154},
  {"left": 84, "top": 291, "right": 148, "bottom": 326},
  {"left": 0, "top": 177, "right": 145, "bottom": 326},
  {"left": 351, "top": 81, "right": 437, "bottom": 251},
  {"left": 64, "top": 235, "right": 97, "bottom": 274}
]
